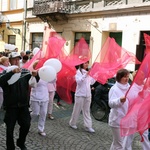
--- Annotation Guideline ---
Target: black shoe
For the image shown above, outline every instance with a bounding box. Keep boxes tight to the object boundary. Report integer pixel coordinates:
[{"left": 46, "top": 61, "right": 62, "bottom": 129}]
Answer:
[{"left": 16, "top": 140, "right": 27, "bottom": 150}]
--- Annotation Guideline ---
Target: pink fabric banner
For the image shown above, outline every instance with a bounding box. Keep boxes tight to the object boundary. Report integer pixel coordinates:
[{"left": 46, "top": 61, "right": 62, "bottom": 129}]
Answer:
[
  {"left": 89, "top": 37, "right": 141, "bottom": 84},
  {"left": 120, "top": 53, "right": 150, "bottom": 140}
]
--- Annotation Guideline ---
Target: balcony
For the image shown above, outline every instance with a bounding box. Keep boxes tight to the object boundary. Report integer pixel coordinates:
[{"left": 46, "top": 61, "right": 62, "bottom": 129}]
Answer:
[
  {"left": 32, "top": 0, "right": 73, "bottom": 22},
  {"left": 32, "top": 0, "right": 150, "bottom": 24}
]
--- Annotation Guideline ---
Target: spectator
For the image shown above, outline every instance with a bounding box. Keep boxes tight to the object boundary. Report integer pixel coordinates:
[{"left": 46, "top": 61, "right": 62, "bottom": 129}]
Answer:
[
  {"left": 20, "top": 55, "right": 29, "bottom": 68},
  {"left": 26, "top": 50, "right": 31, "bottom": 59},
  {"left": 20, "top": 51, "right": 25, "bottom": 59},
  {"left": 14, "top": 47, "right": 18, "bottom": 52},
  {"left": 0, "top": 56, "right": 9, "bottom": 109},
  {"left": 0, "top": 51, "right": 38, "bottom": 150}
]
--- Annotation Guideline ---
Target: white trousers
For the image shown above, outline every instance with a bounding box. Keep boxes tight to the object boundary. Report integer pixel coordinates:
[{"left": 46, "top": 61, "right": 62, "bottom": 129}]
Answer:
[
  {"left": 30, "top": 101, "right": 48, "bottom": 132},
  {"left": 124, "top": 130, "right": 150, "bottom": 150},
  {"left": 47, "top": 91, "right": 55, "bottom": 115},
  {"left": 110, "top": 127, "right": 130, "bottom": 150},
  {"left": 69, "top": 96, "right": 92, "bottom": 128}
]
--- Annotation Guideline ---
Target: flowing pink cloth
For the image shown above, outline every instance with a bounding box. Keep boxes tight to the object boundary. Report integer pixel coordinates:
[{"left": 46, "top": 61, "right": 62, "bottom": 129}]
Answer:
[
  {"left": 120, "top": 53, "right": 150, "bottom": 141},
  {"left": 143, "top": 33, "right": 150, "bottom": 55},
  {"left": 22, "top": 29, "right": 91, "bottom": 104},
  {"left": 57, "top": 37, "right": 91, "bottom": 104},
  {"left": 0, "top": 67, "right": 4, "bottom": 73},
  {"left": 89, "top": 37, "right": 141, "bottom": 84},
  {"left": 63, "top": 37, "right": 91, "bottom": 66},
  {"left": 22, "top": 50, "right": 42, "bottom": 71}
]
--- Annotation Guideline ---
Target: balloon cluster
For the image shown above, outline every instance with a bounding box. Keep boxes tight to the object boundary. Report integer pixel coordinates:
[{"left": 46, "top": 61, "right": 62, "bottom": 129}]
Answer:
[
  {"left": 39, "top": 58, "right": 62, "bottom": 82},
  {"left": 6, "top": 58, "right": 62, "bottom": 84},
  {"left": 4, "top": 43, "right": 16, "bottom": 51}
]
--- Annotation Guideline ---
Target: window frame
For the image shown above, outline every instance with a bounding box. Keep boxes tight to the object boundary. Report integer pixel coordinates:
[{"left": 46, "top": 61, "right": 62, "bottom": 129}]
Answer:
[{"left": 8, "top": 35, "right": 16, "bottom": 45}]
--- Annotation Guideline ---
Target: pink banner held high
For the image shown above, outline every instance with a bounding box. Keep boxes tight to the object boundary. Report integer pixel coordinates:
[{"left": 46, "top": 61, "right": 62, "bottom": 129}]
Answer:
[
  {"left": 89, "top": 37, "right": 141, "bottom": 84},
  {"left": 63, "top": 37, "right": 91, "bottom": 66},
  {"left": 143, "top": 33, "right": 150, "bottom": 55},
  {"left": 120, "top": 53, "right": 150, "bottom": 140}
]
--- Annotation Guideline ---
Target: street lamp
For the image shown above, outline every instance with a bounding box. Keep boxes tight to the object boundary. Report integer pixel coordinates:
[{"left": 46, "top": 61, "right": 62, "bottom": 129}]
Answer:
[{"left": 6, "top": 20, "right": 20, "bottom": 34}]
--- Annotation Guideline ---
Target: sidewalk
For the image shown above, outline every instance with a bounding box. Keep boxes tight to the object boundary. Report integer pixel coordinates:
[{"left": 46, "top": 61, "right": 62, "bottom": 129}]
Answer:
[{"left": 0, "top": 99, "right": 142, "bottom": 150}]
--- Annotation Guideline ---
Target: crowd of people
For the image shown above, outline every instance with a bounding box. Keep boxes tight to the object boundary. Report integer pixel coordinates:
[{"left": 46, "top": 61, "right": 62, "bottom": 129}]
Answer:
[
  {"left": 0, "top": 49, "right": 59, "bottom": 150},
  {"left": 0, "top": 47, "right": 150, "bottom": 150}
]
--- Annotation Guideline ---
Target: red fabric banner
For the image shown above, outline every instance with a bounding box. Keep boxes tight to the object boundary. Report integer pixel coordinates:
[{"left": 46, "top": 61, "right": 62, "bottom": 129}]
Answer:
[
  {"left": 22, "top": 29, "right": 91, "bottom": 104},
  {"left": 56, "top": 37, "right": 91, "bottom": 103},
  {"left": 143, "top": 33, "right": 150, "bottom": 55},
  {"left": 63, "top": 37, "right": 91, "bottom": 66},
  {"left": 120, "top": 53, "right": 150, "bottom": 140},
  {"left": 89, "top": 37, "right": 141, "bottom": 84}
]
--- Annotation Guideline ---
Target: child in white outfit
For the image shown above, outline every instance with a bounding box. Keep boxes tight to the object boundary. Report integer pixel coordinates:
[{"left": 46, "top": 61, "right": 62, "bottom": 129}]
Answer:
[{"left": 29, "top": 78, "right": 49, "bottom": 136}]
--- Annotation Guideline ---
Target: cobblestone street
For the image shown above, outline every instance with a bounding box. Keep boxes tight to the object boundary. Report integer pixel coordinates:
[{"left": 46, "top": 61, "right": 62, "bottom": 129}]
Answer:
[{"left": 0, "top": 99, "right": 142, "bottom": 150}]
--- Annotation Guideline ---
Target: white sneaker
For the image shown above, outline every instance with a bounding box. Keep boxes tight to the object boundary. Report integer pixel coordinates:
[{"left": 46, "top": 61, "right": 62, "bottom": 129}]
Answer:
[
  {"left": 69, "top": 123, "right": 77, "bottom": 129},
  {"left": 85, "top": 127, "right": 95, "bottom": 133},
  {"left": 38, "top": 132, "right": 46, "bottom": 136}
]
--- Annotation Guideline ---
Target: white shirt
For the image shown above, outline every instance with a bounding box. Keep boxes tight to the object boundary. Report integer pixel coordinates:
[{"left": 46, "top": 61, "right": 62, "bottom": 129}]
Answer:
[
  {"left": 75, "top": 69, "right": 95, "bottom": 97},
  {"left": 30, "top": 79, "right": 49, "bottom": 101},
  {"left": 108, "top": 81, "right": 130, "bottom": 127}
]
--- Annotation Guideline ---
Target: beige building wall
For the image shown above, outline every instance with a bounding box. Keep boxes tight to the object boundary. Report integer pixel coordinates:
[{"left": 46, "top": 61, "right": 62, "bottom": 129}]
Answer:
[
  {"left": 26, "top": 0, "right": 150, "bottom": 71},
  {"left": 0, "top": 0, "right": 25, "bottom": 52}
]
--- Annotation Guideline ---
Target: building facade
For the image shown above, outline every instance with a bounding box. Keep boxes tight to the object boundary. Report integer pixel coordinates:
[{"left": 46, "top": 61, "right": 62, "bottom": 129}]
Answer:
[
  {"left": 1, "top": 0, "right": 150, "bottom": 71},
  {"left": 0, "top": 0, "right": 25, "bottom": 52}
]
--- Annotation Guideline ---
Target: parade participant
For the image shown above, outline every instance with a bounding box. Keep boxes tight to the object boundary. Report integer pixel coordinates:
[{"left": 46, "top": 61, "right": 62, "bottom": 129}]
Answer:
[
  {"left": 0, "top": 52, "right": 38, "bottom": 150},
  {"left": 108, "top": 69, "right": 130, "bottom": 150},
  {"left": 124, "top": 71, "right": 150, "bottom": 150},
  {"left": 69, "top": 61, "right": 95, "bottom": 133},
  {"left": 29, "top": 78, "right": 49, "bottom": 136}
]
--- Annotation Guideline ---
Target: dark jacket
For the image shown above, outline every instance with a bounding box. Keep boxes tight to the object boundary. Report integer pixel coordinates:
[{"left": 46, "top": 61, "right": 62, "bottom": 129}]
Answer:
[
  {"left": 0, "top": 69, "right": 38, "bottom": 109},
  {"left": 94, "top": 83, "right": 111, "bottom": 104}
]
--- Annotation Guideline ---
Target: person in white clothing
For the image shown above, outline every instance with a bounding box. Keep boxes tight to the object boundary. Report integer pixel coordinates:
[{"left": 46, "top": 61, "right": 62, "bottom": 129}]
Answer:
[
  {"left": 69, "top": 61, "right": 96, "bottom": 133},
  {"left": 108, "top": 69, "right": 130, "bottom": 150},
  {"left": 0, "top": 56, "right": 9, "bottom": 109},
  {"left": 124, "top": 71, "right": 150, "bottom": 150},
  {"left": 47, "top": 81, "right": 56, "bottom": 120},
  {"left": 29, "top": 78, "right": 49, "bottom": 136}
]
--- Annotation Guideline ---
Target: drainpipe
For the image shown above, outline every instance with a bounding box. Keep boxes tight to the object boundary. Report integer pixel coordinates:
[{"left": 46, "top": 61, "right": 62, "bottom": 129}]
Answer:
[{"left": 22, "top": 0, "right": 27, "bottom": 51}]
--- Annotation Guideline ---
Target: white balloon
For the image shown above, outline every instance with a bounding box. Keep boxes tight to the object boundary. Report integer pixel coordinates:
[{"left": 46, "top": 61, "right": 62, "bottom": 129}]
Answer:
[
  {"left": 39, "top": 66, "right": 56, "bottom": 82},
  {"left": 6, "top": 65, "right": 21, "bottom": 85},
  {"left": 9, "top": 45, "right": 16, "bottom": 51},
  {"left": 43, "top": 58, "right": 62, "bottom": 73},
  {"left": 33, "top": 47, "right": 40, "bottom": 56},
  {"left": 4, "top": 43, "right": 9, "bottom": 50}
]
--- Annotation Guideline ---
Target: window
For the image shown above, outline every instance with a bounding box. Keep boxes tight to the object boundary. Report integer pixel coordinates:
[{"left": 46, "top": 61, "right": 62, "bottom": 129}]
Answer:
[
  {"left": 74, "top": 32, "right": 91, "bottom": 45},
  {"left": 1, "top": 0, "right": 8, "bottom": 11},
  {"left": 8, "top": 35, "right": 16, "bottom": 45},
  {"left": 1, "top": 0, "right": 24, "bottom": 11},
  {"left": 109, "top": 32, "right": 122, "bottom": 46},
  {"left": 10, "top": 0, "right": 17, "bottom": 10},
  {"left": 32, "top": 33, "right": 43, "bottom": 49}
]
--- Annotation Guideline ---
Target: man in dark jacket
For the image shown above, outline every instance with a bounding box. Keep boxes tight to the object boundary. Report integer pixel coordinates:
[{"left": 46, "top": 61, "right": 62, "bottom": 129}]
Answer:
[{"left": 0, "top": 52, "right": 38, "bottom": 150}]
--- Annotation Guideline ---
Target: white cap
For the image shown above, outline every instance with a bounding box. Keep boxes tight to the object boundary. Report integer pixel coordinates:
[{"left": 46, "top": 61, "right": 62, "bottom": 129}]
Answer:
[{"left": 9, "top": 52, "right": 21, "bottom": 59}]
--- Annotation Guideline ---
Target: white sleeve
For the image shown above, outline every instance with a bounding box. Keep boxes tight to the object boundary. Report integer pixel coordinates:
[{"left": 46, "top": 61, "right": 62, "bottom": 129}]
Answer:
[{"left": 29, "top": 76, "right": 37, "bottom": 88}]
